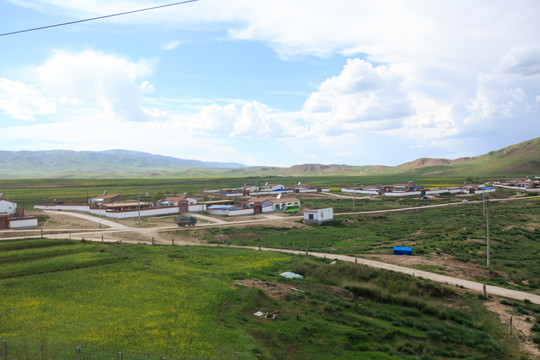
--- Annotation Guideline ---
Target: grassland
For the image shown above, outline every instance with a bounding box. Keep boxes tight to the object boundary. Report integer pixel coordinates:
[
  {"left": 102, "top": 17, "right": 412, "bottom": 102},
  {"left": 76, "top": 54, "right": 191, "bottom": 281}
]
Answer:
[
  {"left": 2, "top": 173, "right": 539, "bottom": 358},
  {"left": 191, "top": 195, "right": 540, "bottom": 293},
  {"left": 0, "top": 239, "right": 531, "bottom": 359}
]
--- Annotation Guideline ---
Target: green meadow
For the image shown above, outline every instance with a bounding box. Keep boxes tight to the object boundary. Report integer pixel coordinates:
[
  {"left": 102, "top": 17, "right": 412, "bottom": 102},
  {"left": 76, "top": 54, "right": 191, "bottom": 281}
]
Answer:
[
  {"left": 0, "top": 239, "right": 529, "bottom": 359},
  {"left": 0, "top": 175, "right": 493, "bottom": 208},
  {"left": 195, "top": 196, "right": 540, "bottom": 292}
]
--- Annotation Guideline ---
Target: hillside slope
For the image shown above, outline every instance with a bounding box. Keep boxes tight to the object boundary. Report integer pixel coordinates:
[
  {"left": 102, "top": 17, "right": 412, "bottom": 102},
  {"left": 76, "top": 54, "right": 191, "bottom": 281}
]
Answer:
[
  {"left": 0, "top": 150, "right": 245, "bottom": 179},
  {"left": 391, "top": 137, "right": 540, "bottom": 177},
  {"left": 0, "top": 137, "right": 538, "bottom": 178}
]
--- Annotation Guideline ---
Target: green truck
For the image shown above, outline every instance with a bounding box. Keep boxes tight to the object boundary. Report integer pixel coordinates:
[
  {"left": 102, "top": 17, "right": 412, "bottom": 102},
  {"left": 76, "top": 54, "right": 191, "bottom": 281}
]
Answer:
[
  {"left": 174, "top": 216, "right": 197, "bottom": 227},
  {"left": 283, "top": 204, "right": 300, "bottom": 214}
]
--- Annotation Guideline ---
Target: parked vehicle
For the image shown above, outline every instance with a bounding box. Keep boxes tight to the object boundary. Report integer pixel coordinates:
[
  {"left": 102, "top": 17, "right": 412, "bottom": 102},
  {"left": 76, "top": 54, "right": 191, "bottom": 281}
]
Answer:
[
  {"left": 174, "top": 216, "right": 197, "bottom": 227},
  {"left": 283, "top": 204, "right": 300, "bottom": 214}
]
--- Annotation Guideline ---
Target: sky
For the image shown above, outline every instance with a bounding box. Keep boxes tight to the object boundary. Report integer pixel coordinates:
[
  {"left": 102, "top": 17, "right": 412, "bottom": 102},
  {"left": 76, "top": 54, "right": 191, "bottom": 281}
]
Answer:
[{"left": 1, "top": 0, "right": 539, "bottom": 167}]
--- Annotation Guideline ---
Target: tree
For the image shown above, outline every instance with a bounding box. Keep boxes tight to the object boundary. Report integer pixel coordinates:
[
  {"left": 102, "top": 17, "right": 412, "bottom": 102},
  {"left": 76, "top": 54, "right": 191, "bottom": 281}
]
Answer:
[{"left": 151, "top": 191, "right": 165, "bottom": 204}]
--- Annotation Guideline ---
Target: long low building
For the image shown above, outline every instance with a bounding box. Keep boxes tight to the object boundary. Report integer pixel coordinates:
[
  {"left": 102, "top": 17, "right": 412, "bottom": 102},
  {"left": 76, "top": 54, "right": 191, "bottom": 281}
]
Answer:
[
  {"left": 9, "top": 216, "right": 39, "bottom": 229},
  {"left": 34, "top": 202, "right": 206, "bottom": 219},
  {"left": 206, "top": 204, "right": 274, "bottom": 216},
  {"left": 342, "top": 185, "right": 497, "bottom": 197}
]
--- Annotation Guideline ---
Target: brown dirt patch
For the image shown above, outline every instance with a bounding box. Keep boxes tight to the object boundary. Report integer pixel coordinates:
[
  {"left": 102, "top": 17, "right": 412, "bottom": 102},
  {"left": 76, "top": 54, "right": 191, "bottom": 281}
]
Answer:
[
  {"left": 362, "top": 253, "right": 493, "bottom": 280},
  {"left": 413, "top": 229, "right": 426, "bottom": 237},
  {"left": 234, "top": 278, "right": 354, "bottom": 302},
  {"left": 29, "top": 210, "right": 106, "bottom": 230},
  {"left": 485, "top": 300, "right": 540, "bottom": 358},
  {"left": 116, "top": 215, "right": 178, "bottom": 228},
  {"left": 234, "top": 278, "right": 301, "bottom": 299},
  {"left": 526, "top": 223, "right": 540, "bottom": 231}
]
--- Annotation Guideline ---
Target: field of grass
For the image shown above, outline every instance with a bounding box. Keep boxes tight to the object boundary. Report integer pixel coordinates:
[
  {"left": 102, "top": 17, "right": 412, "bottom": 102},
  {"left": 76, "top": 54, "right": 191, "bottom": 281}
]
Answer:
[
  {"left": 192, "top": 197, "right": 540, "bottom": 292},
  {"left": 0, "top": 175, "right": 504, "bottom": 208},
  {"left": 0, "top": 239, "right": 530, "bottom": 359}
]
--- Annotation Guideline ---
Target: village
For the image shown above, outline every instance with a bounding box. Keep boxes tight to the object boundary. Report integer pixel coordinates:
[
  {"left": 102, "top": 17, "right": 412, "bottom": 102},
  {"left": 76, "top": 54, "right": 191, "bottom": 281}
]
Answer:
[{"left": 0, "top": 177, "right": 538, "bottom": 230}]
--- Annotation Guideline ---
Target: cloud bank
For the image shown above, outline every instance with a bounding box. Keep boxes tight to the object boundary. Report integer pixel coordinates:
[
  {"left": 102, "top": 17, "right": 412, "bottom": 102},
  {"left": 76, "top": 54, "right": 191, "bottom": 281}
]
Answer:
[{"left": 2, "top": 0, "right": 540, "bottom": 166}]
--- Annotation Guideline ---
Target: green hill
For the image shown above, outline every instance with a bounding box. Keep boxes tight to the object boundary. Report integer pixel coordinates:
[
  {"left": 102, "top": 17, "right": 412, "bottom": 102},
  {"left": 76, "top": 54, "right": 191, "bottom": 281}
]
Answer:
[
  {"left": 391, "top": 137, "right": 540, "bottom": 177},
  {"left": 0, "top": 137, "right": 538, "bottom": 178}
]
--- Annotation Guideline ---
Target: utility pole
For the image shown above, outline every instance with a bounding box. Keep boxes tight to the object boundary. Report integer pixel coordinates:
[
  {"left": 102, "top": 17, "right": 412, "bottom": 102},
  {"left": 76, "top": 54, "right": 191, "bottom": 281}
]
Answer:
[
  {"left": 486, "top": 196, "right": 490, "bottom": 267},
  {"left": 353, "top": 183, "right": 357, "bottom": 211},
  {"left": 138, "top": 190, "right": 141, "bottom": 226}
]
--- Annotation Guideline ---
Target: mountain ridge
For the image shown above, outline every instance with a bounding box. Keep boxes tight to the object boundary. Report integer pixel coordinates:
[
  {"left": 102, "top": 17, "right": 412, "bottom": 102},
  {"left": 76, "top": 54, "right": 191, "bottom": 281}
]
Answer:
[{"left": 0, "top": 137, "right": 538, "bottom": 178}]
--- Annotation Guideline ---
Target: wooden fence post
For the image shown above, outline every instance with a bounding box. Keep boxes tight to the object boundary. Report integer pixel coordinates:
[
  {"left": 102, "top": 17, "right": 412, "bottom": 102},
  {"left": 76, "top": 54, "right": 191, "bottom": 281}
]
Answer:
[
  {"left": 40, "top": 228, "right": 43, "bottom": 238},
  {"left": 101, "top": 235, "right": 104, "bottom": 242},
  {"left": 483, "top": 284, "right": 487, "bottom": 298},
  {"left": 152, "top": 237, "right": 155, "bottom": 245},
  {"left": 509, "top": 316, "right": 513, "bottom": 335},
  {"left": 76, "top": 345, "right": 81, "bottom": 360},
  {"left": 118, "top": 351, "right": 122, "bottom": 360},
  {"left": 3, "top": 341, "right": 7, "bottom": 357},
  {"left": 172, "top": 238, "right": 175, "bottom": 246}
]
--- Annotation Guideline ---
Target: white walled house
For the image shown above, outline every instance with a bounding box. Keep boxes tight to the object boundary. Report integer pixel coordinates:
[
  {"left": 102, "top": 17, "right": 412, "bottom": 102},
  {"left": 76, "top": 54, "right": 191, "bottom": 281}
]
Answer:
[
  {"left": 245, "top": 197, "right": 300, "bottom": 211},
  {"left": 304, "top": 208, "right": 333, "bottom": 224},
  {"left": 159, "top": 197, "right": 198, "bottom": 206},
  {"left": 35, "top": 200, "right": 206, "bottom": 219},
  {"left": 0, "top": 200, "right": 17, "bottom": 215},
  {"left": 258, "top": 184, "right": 285, "bottom": 191}
]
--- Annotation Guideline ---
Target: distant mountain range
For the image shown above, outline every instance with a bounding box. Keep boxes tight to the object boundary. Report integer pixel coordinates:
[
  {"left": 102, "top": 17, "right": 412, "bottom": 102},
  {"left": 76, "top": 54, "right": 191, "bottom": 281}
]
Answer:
[
  {"left": 0, "top": 149, "right": 245, "bottom": 179},
  {"left": 0, "top": 137, "right": 539, "bottom": 179}
]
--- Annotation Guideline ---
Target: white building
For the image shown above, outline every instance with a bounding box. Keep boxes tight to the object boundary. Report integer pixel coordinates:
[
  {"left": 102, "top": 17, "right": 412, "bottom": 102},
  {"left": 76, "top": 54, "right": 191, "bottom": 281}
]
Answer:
[
  {"left": 245, "top": 197, "right": 300, "bottom": 211},
  {"left": 304, "top": 208, "right": 333, "bottom": 223},
  {"left": 158, "top": 197, "right": 198, "bottom": 206},
  {"left": 9, "top": 217, "right": 38, "bottom": 229},
  {"left": 0, "top": 200, "right": 17, "bottom": 215},
  {"left": 258, "top": 183, "right": 285, "bottom": 191}
]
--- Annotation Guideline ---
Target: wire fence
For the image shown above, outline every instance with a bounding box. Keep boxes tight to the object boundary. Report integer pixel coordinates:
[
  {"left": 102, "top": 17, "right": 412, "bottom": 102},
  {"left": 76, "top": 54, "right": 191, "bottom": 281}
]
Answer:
[{"left": 1, "top": 341, "right": 169, "bottom": 360}]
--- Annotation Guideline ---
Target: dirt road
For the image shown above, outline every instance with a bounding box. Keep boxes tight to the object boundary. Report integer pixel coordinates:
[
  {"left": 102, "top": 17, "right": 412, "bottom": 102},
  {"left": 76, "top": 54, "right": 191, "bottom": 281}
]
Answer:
[{"left": 256, "top": 248, "right": 540, "bottom": 304}]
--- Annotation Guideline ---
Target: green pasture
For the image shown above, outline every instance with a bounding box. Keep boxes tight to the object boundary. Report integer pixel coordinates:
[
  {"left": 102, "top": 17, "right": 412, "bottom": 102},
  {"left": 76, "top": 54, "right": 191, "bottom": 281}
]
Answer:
[
  {"left": 194, "top": 197, "right": 540, "bottom": 292},
  {"left": 0, "top": 239, "right": 529, "bottom": 359},
  {"left": 0, "top": 175, "right": 497, "bottom": 208}
]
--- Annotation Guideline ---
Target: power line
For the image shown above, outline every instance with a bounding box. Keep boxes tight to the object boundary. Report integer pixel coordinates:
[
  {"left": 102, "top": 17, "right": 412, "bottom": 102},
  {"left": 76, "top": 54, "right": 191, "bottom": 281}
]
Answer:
[{"left": 0, "top": 0, "right": 199, "bottom": 37}]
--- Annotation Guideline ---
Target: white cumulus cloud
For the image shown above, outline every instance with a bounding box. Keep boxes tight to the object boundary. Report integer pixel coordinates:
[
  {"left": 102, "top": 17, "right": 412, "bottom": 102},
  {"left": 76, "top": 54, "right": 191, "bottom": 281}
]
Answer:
[
  {"left": 302, "top": 59, "right": 413, "bottom": 136},
  {"left": 33, "top": 50, "right": 156, "bottom": 122},
  {"left": 191, "top": 101, "right": 296, "bottom": 138},
  {"left": 496, "top": 44, "right": 540, "bottom": 76},
  {"left": 466, "top": 45, "right": 540, "bottom": 125},
  {"left": 0, "top": 78, "right": 56, "bottom": 121}
]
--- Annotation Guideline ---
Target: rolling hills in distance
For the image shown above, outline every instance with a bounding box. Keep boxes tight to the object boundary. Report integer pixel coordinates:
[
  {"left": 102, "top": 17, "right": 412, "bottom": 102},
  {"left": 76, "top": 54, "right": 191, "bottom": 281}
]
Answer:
[{"left": 0, "top": 137, "right": 538, "bottom": 179}]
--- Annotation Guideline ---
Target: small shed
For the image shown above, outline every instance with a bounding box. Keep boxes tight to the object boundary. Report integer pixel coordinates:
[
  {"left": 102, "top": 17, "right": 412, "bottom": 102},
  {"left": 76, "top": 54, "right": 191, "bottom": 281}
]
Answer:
[
  {"left": 393, "top": 246, "right": 412, "bottom": 255},
  {"left": 9, "top": 216, "right": 38, "bottom": 229},
  {"left": 304, "top": 208, "right": 333, "bottom": 223}
]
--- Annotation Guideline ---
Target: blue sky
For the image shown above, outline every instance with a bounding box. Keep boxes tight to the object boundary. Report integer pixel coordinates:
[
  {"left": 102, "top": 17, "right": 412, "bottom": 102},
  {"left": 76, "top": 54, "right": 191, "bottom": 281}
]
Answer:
[{"left": 1, "top": 0, "right": 540, "bottom": 167}]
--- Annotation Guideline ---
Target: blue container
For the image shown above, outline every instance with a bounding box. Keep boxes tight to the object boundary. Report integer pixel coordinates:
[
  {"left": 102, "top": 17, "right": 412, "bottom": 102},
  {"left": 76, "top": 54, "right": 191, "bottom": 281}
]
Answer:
[{"left": 393, "top": 246, "right": 412, "bottom": 255}]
